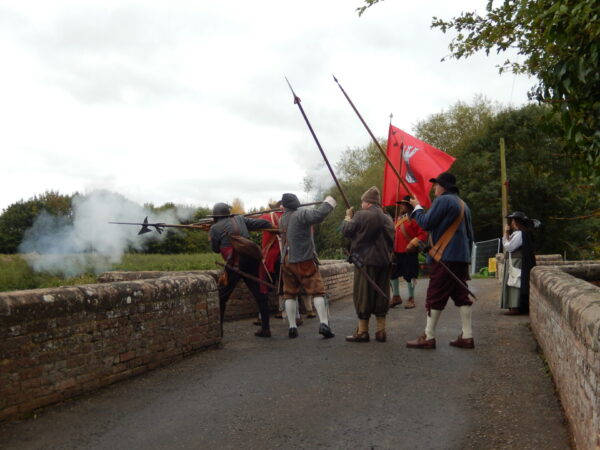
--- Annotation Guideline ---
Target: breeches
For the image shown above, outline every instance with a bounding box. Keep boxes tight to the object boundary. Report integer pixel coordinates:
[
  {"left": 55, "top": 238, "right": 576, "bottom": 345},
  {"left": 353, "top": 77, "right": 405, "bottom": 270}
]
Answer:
[
  {"left": 353, "top": 265, "right": 391, "bottom": 320},
  {"left": 281, "top": 258, "right": 325, "bottom": 297},
  {"left": 425, "top": 261, "right": 472, "bottom": 312}
]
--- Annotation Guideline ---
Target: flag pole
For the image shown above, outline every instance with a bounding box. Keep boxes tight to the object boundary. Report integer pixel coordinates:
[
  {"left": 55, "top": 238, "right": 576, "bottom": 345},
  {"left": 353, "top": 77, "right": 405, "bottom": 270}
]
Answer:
[
  {"left": 333, "top": 75, "right": 415, "bottom": 197},
  {"left": 392, "top": 113, "right": 400, "bottom": 220}
]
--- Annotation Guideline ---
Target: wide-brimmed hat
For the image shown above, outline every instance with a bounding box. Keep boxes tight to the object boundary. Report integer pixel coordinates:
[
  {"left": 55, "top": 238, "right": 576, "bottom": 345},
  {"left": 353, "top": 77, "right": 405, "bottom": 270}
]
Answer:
[
  {"left": 429, "top": 172, "right": 458, "bottom": 193},
  {"left": 507, "top": 211, "right": 541, "bottom": 229},
  {"left": 361, "top": 186, "right": 381, "bottom": 205},
  {"left": 280, "top": 193, "right": 301, "bottom": 210},
  {"left": 396, "top": 195, "right": 414, "bottom": 209},
  {"left": 268, "top": 200, "right": 281, "bottom": 209}
]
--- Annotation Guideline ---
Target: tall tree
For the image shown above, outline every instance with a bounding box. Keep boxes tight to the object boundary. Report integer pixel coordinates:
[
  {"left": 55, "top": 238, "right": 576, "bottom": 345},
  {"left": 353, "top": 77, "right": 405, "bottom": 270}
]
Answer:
[
  {"left": 0, "top": 191, "right": 73, "bottom": 254},
  {"left": 358, "top": 0, "right": 600, "bottom": 177}
]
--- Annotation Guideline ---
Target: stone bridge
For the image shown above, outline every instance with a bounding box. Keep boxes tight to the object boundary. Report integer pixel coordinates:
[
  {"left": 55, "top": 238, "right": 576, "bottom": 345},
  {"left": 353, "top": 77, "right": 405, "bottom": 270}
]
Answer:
[{"left": 1, "top": 258, "right": 598, "bottom": 449}]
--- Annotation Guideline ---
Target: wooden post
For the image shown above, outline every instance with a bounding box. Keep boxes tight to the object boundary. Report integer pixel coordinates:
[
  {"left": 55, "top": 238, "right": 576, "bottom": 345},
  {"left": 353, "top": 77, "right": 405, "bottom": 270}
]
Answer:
[{"left": 500, "top": 138, "right": 508, "bottom": 233}]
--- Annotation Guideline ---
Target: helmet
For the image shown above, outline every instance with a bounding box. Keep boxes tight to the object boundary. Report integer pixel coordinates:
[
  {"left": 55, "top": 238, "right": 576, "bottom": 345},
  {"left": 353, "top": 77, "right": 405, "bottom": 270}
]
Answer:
[{"left": 212, "top": 202, "right": 231, "bottom": 217}]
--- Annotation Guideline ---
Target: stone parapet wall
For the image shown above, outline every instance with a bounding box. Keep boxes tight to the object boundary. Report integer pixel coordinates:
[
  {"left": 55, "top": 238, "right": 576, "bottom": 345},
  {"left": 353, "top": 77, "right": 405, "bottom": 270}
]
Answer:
[
  {"left": 99, "top": 260, "right": 355, "bottom": 320},
  {"left": 0, "top": 274, "right": 220, "bottom": 423},
  {"left": 529, "top": 264, "right": 600, "bottom": 450}
]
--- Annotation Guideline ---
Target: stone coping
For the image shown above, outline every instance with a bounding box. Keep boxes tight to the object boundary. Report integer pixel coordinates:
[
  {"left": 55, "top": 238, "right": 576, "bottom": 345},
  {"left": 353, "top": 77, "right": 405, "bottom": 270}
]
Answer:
[
  {"left": 0, "top": 274, "right": 217, "bottom": 327},
  {"left": 531, "top": 264, "right": 600, "bottom": 352}
]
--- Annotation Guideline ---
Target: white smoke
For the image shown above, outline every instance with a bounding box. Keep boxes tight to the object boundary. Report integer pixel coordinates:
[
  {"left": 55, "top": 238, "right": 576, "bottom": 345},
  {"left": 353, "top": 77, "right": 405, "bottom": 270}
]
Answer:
[{"left": 18, "top": 190, "right": 195, "bottom": 277}]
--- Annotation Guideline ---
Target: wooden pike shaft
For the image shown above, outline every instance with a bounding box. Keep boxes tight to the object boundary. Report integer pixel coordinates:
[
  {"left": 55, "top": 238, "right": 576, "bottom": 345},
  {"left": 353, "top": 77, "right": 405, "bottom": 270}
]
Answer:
[
  {"left": 285, "top": 77, "right": 351, "bottom": 209},
  {"left": 332, "top": 75, "right": 415, "bottom": 197},
  {"left": 216, "top": 261, "right": 275, "bottom": 289}
]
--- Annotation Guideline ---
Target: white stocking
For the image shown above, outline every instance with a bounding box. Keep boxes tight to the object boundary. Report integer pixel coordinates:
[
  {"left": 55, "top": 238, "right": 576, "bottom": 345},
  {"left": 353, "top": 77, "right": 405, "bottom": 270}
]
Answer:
[
  {"left": 284, "top": 299, "right": 298, "bottom": 328},
  {"left": 459, "top": 305, "right": 473, "bottom": 339},
  {"left": 313, "top": 296, "right": 329, "bottom": 325},
  {"left": 425, "top": 309, "right": 442, "bottom": 340}
]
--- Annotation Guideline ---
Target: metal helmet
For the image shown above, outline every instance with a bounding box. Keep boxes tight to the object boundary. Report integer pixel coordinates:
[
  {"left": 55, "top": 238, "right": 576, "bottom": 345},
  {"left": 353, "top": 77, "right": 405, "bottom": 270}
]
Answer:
[{"left": 212, "top": 202, "right": 231, "bottom": 217}]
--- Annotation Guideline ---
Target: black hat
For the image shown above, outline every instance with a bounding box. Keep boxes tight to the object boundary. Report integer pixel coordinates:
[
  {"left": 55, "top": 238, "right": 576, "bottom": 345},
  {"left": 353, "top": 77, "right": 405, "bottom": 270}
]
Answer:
[
  {"left": 429, "top": 172, "right": 458, "bottom": 193},
  {"left": 507, "top": 211, "right": 541, "bottom": 228},
  {"left": 396, "top": 195, "right": 414, "bottom": 209},
  {"left": 281, "top": 193, "right": 301, "bottom": 210}
]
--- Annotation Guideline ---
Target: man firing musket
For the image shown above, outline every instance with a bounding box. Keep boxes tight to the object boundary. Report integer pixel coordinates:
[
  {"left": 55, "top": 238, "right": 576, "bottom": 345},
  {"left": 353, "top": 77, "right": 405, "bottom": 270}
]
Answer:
[{"left": 207, "top": 202, "right": 274, "bottom": 338}]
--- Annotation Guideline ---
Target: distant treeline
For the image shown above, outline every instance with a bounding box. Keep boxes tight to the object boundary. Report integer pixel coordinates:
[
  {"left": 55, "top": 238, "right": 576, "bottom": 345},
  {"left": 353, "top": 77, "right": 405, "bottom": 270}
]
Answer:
[{"left": 1, "top": 100, "right": 598, "bottom": 260}]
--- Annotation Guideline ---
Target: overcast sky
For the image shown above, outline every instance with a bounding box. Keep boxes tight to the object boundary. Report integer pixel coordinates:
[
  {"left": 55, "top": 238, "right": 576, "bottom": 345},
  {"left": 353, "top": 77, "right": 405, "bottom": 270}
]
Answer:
[{"left": 0, "top": 0, "right": 533, "bottom": 213}]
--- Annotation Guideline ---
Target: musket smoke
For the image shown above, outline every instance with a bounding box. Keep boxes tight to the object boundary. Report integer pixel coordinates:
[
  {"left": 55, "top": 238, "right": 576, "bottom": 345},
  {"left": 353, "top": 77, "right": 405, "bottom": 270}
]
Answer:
[{"left": 18, "top": 190, "right": 194, "bottom": 277}]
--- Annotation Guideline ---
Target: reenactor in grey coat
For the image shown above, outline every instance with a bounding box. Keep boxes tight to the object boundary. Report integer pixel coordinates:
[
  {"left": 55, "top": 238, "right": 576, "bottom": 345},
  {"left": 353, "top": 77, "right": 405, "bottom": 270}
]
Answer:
[{"left": 279, "top": 193, "right": 337, "bottom": 339}]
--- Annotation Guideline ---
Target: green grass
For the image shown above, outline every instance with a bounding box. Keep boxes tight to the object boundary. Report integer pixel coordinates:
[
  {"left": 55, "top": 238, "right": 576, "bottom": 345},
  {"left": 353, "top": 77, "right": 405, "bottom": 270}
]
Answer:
[{"left": 0, "top": 253, "right": 222, "bottom": 292}]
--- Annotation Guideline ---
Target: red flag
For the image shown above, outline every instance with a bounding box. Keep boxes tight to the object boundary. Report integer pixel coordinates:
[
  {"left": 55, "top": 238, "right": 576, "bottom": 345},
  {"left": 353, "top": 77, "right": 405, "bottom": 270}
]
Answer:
[{"left": 382, "top": 125, "right": 456, "bottom": 208}]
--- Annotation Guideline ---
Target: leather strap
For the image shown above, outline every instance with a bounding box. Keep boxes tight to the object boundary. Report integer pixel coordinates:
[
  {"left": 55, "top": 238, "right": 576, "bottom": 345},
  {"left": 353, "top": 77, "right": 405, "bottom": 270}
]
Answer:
[{"left": 428, "top": 200, "right": 465, "bottom": 262}]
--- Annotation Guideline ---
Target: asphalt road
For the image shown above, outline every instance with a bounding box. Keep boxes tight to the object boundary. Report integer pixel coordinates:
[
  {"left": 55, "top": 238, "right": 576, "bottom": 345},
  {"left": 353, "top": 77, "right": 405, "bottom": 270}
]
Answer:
[{"left": 0, "top": 278, "right": 571, "bottom": 449}]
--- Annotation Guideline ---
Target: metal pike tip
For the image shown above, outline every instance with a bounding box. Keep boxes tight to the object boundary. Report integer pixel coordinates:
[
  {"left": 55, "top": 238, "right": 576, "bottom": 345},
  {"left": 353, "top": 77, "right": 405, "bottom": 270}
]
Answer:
[{"left": 138, "top": 216, "right": 152, "bottom": 235}]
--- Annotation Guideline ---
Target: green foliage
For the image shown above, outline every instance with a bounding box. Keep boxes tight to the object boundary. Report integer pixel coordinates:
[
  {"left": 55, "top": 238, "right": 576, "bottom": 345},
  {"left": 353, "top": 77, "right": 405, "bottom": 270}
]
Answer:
[
  {"left": 414, "top": 95, "right": 500, "bottom": 155},
  {"left": 430, "top": 0, "right": 600, "bottom": 177},
  {"left": 356, "top": 0, "right": 385, "bottom": 16},
  {"left": 0, "top": 254, "right": 96, "bottom": 292},
  {"left": 0, "top": 253, "right": 221, "bottom": 292},
  {"left": 417, "top": 99, "right": 599, "bottom": 259},
  {"left": 314, "top": 141, "right": 386, "bottom": 256},
  {"left": 314, "top": 97, "right": 598, "bottom": 260},
  {"left": 0, "top": 191, "right": 73, "bottom": 253}
]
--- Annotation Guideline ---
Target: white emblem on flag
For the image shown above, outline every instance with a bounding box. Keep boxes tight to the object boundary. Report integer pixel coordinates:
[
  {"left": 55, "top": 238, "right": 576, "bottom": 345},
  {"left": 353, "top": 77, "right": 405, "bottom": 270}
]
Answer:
[{"left": 402, "top": 146, "right": 419, "bottom": 183}]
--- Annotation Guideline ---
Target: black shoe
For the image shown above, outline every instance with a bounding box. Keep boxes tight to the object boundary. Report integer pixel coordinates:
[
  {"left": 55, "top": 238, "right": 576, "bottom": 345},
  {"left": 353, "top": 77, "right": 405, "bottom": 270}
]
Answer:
[
  {"left": 288, "top": 327, "right": 298, "bottom": 339},
  {"left": 318, "top": 323, "right": 335, "bottom": 339},
  {"left": 254, "top": 329, "right": 271, "bottom": 338}
]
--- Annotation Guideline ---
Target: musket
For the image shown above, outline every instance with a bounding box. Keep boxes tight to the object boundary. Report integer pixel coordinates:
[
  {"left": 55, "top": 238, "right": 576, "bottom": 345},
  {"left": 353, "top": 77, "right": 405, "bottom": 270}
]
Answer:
[
  {"left": 332, "top": 75, "right": 415, "bottom": 198},
  {"left": 109, "top": 217, "right": 211, "bottom": 235},
  {"left": 344, "top": 249, "right": 390, "bottom": 302},
  {"left": 109, "top": 217, "right": 281, "bottom": 235},
  {"left": 192, "top": 201, "right": 324, "bottom": 225},
  {"left": 215, "top": 261, "right": 275, "bottom": 289},
  {"left": 285, "top": 76, "right": 351, "bottom": 209}
]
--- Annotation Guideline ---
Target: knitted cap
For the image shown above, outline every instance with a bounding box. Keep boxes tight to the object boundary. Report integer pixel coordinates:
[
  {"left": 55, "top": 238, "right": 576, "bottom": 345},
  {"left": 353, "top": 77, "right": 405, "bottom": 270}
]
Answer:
[{"left": 361, "top": 186, "right": 381, "bottom": 205}]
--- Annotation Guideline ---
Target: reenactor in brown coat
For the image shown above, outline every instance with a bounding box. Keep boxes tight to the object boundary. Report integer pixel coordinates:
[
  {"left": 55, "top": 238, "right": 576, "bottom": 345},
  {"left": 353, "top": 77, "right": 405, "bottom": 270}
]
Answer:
[{"left": 341, "top": 187, "right": 395, "bottom": 342}]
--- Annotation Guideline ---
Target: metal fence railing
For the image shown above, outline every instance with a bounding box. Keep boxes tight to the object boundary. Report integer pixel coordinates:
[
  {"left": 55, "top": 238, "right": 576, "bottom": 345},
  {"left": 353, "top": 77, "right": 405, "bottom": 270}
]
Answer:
[{"left": 471, "top": 238, "right": 501, "bottom": 275}]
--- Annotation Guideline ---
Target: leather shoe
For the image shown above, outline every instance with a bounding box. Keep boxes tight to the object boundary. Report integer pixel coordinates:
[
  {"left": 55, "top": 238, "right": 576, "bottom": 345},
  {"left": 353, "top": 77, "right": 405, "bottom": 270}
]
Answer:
[
  {"left": 345, "top": 331, "right": 370, "bottom": 342},
  {"left": 449, "top": 333, "right": 474, "bottom": 349},
  {"left": 375, "top": 330, "right": 386, "bottom": 342},
  {"left": 253, "top": 319, "right": 262, "bottom": 326},
  {"left": 406, "top": 334, "right": 436, "bottom": 349},
  {"left": 288, "top": 328, "right": 298, "bottom": 339},
  {"left": 404, "top": 298, "right": 416, "bottom": 309},
  {"left": 296, "top": 318, "right": 304, "bottom": 326},
  {"left": 254, "top": 329, "right": 271, "bottom": 338},
  {"left": 389, "top": 295, "right": 402, "bottom": 308},
  {"left": 319, "top": 323, "right": 335, "bottom": 339},
  {"left": 306, "top": 312, "right": 317, "bottom": 318}
]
